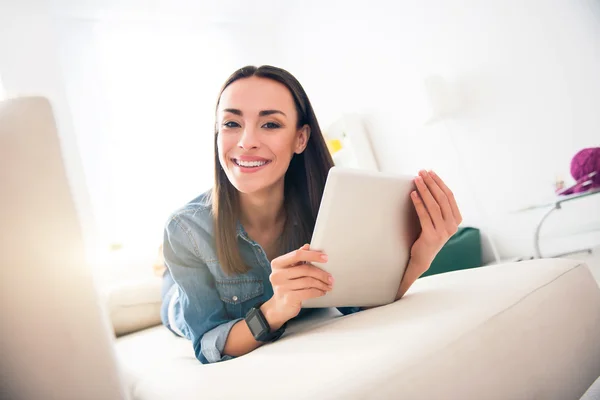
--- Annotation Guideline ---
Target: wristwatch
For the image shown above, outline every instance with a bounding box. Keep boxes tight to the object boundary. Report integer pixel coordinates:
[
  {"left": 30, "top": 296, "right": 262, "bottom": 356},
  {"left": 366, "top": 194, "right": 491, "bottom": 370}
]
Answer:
[{"left": 245, "top": 301, "right": 286, "bottom": 342}]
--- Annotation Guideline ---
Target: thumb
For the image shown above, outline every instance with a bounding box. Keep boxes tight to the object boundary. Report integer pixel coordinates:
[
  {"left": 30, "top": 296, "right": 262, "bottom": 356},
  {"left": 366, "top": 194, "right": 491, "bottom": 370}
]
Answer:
[{"left": 300, "top": 243, "right": 310, "bottom": 251}]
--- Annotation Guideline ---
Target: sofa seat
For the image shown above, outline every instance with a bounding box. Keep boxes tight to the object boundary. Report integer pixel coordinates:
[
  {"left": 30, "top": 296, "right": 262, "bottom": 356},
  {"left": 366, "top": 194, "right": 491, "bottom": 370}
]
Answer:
[{"left": 115, "top": 258, "right": 600, "bottom": 400}]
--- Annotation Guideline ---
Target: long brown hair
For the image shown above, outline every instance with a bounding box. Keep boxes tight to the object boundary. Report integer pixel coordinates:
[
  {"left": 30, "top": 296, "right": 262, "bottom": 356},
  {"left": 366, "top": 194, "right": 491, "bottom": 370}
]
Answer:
[{"left": 212, "top": 65, "right": 333, "bottom": 275}]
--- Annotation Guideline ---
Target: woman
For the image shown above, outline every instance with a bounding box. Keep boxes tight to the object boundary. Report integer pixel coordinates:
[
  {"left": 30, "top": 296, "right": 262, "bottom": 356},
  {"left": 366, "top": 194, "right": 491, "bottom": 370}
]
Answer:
[{"left": 160, "top": 65, "right": 462, "bottom": 364}]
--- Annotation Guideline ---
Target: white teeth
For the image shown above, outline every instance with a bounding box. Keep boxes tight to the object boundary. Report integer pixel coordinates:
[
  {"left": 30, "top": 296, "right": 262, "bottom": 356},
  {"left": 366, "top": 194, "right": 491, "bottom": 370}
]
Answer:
[{"left": 235, "top": 159, "right": 268, "bottom": 168}]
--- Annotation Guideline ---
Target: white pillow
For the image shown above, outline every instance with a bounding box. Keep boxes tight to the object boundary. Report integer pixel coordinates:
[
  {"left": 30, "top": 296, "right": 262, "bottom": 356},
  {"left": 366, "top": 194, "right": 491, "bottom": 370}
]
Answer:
[{"left": 103, "top": 277, "right": 163, "bottom": 336}]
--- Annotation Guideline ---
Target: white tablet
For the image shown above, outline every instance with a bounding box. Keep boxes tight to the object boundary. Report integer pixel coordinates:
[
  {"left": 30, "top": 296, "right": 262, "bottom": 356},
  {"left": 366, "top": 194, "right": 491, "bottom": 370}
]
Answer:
[{"left": 302, "top": 166, "right": 421, "bottom": 309}]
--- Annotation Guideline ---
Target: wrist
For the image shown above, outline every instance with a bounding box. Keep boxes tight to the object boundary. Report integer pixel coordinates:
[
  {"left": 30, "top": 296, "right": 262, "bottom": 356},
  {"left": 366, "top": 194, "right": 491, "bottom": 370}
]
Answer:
[
  {"left": 260, "top": 298, "right": 288, "bottom": 331},
  {"left": 396, "top": 259, "right": 430, "bottom": 300},
  {"left": 406, "top": 258, "right": 431, "bottom": 277}
]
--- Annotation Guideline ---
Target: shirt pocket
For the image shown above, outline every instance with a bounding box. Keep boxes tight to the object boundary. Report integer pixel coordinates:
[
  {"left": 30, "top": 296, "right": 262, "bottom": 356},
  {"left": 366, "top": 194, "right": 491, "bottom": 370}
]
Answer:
[{"left": 215, "top": 277, "right": 265, "bottom": 319}]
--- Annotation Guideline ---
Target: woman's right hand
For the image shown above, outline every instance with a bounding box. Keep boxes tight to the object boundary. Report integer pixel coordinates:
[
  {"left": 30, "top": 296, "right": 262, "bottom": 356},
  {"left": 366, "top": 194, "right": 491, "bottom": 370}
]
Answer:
[{"left": 261, "top": 244, "right": 333, "bottom": 329}]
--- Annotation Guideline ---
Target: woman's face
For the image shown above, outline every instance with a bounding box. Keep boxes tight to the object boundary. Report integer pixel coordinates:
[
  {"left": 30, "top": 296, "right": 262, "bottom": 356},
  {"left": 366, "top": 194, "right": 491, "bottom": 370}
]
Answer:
[{"left": 217, "top": 76, "right": 309, "bottom": 195}]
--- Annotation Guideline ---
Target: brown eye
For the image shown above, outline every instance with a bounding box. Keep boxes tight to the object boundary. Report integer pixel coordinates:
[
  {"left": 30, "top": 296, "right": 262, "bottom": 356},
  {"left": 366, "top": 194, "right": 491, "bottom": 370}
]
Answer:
[
  {"left": 223, "top": 121, "right": 240, "bottom": 128},
  {"left": 262, "top": 122, "right": 281, "bottom": 129}
]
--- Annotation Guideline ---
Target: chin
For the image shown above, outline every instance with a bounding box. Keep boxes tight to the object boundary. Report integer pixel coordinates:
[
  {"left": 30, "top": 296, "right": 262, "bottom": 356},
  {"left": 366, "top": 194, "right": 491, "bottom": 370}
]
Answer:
[
  {"left": 229, "top": 180, "right": 266, "bottom": 195},
  {"left": 227, "top": 170, "right": 284, "bottom": 195}
]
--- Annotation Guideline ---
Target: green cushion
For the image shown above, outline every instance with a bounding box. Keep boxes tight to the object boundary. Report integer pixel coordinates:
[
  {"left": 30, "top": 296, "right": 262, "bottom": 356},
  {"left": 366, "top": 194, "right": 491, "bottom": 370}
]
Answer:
[{"left": 420, "top": 227, "right": 483, "bottom": 278}]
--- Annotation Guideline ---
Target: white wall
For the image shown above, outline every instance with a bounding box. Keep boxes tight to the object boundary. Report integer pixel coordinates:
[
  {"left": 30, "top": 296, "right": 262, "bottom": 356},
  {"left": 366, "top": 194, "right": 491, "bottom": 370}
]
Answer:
[
  {"left": 0, "top": 73, "right": 5, "bottom": 100},
  {"left": 277, "top": 0, "right": 600, "bottom": 262},
  {"left": 3, "top": 0, "right": 599, "bottom": 269}
]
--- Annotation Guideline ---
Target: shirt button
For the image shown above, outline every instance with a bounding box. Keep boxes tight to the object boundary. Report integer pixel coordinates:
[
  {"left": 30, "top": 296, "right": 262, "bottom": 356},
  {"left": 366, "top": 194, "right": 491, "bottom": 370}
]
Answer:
[{"left": 232, "top": 296, "right": 238, "bottom": 302}]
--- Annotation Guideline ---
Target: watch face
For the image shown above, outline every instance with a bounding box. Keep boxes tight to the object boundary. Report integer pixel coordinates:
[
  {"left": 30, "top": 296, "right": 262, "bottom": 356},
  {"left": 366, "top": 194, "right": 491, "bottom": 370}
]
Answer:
[{"left": 247, "top": 314, "right": 265, "bottom": 334}]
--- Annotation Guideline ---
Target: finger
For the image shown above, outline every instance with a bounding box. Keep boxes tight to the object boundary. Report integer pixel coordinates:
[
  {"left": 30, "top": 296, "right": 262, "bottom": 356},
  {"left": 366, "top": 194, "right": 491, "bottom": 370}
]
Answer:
[
  {"left": 270, "top": 264, "right": 332, "bottom": 286},
  {"left": 294, "top": 288, "right": 327, "bottom": 303},
  {"left": 429, "top": 170, "right": 463, "bottom": 224},
  {"left": 411, "top": 191, "right": 434, "bottom": 232},
  {"left": 414, "top": 175, "right": 444, "bottom": 229},
  {"left": 420, "top": 170, "right": 454, "bottom": 223},
  {"left": 287, "top": 264, "right": 333, "bottom": 285},
  {"left": 271, "top": 246, "right": 327, "bottom": 269},
  {"left": 270, "top": 264, "right": 331, "bottom": 286},
  {"left": 284, "top": 277, "right": 332, "bottom": 292},
  {"left": 290, "top": 243, "right": 312, "bottom": 266}
]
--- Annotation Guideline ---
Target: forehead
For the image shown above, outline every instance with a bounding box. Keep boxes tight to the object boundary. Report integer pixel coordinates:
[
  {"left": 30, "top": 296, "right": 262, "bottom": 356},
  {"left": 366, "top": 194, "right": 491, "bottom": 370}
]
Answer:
[{"left": 218, "top": 76, "right": 296, "bottom": 116}]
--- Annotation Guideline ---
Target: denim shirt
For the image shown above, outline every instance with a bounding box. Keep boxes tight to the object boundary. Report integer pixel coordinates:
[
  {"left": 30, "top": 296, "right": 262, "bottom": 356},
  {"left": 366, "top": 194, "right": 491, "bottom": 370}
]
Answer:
[{"left": 162, "top": 191, "right": 361, "bottom": 364}]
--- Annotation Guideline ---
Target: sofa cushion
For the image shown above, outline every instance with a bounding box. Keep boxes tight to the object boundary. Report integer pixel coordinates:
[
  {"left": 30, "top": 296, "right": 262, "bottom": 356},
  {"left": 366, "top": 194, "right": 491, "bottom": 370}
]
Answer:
[
  {"left": 115, "top": 258, "right": 600, "bottom": 400},
  {"left": 580, "top": 375, "right": 600, "bottom": 400},
  {"left": 103, "top": 277, "right": 163, "bottom": 337}
]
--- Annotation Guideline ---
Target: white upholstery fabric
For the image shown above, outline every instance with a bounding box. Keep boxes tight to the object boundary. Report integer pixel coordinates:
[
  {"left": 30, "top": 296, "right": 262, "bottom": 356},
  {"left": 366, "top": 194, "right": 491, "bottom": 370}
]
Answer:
[
  {"left": 103, "top": 277, "right": 163, "bottom": 337},
  {"left": 580, "top": 375, "right": 600, "bottom": 400},
  {"left": 115, "top": 258, "right": 600, "bottom": 400}
]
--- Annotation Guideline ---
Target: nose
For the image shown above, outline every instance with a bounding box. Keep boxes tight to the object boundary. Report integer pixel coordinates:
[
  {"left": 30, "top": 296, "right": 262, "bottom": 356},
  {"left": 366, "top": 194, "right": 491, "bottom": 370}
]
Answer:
[{"left": 237, "top": 126, "right": 260, "bottom": 150}]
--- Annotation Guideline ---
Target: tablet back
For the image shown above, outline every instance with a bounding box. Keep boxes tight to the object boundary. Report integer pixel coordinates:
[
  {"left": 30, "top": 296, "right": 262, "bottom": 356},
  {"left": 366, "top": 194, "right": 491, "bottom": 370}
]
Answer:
[{"left": 302, "top": 167, "right": 420, "bottom": 308}]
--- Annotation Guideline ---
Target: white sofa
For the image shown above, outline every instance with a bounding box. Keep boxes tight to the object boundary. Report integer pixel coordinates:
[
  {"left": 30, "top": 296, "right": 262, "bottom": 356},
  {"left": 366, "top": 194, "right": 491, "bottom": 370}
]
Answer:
[
  {"left": 112, "top": 258, "right": 600, "bottom": 400},
  {"left": 4, "top": 96, "right": 599, "bottom": 399}
]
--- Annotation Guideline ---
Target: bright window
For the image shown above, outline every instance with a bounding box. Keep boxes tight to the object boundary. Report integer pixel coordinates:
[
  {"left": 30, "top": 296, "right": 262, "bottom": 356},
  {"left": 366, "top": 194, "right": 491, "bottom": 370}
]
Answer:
[{"left": 58, "top": 20, "right": 244, "bottom": 262}]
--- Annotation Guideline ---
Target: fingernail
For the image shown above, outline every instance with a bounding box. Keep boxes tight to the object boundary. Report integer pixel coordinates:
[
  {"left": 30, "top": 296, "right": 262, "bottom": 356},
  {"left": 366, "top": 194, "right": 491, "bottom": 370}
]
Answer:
[
  {"left": 411, "top": 191, "right": 418, "bottom": 199},
  {"left": 328, "top": 276, "right": 334, "bottom": 284},
  {"left": 416, "top": 176, "right": 423, "bottom": 183},
  {"left": 419, "top": 170, "right": 426, "bottom": 177},
  {"left": 320, "top": 254, "right": 328, "bottom": 261},
  {"left": 430, "top": 170, "right": 437, "bottom": 177}
]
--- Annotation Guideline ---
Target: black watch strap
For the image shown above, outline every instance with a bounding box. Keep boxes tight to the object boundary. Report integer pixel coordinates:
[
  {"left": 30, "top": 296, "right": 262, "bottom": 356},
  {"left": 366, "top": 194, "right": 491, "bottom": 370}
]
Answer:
[{"left": 245, "top": 301, "right": 286, "bottom": 343}]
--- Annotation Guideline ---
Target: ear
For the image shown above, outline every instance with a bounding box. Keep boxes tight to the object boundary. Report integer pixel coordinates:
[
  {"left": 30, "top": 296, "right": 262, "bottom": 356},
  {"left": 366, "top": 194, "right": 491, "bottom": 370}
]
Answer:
[{"left": 294, "top": 124, "right": 311, "bottom": 154}]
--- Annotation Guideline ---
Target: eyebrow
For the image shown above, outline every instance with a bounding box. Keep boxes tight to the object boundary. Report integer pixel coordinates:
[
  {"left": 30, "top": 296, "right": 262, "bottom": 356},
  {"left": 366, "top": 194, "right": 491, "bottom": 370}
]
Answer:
[{"left": 222, "top": 108, "right": 287, "bottom": 117}]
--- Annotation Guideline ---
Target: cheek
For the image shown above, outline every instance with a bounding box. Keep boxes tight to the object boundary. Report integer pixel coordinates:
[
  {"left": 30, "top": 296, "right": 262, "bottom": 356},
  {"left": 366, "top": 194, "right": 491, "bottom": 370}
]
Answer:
[
  {"left": 217, "top": 132, "right": 235, "bottom": 157},
  {"left": 270, "top": 136, "right": 297, "bottom": 160},
  {"left": 216, "top": 134, "right": 231, "bottom": 169}
]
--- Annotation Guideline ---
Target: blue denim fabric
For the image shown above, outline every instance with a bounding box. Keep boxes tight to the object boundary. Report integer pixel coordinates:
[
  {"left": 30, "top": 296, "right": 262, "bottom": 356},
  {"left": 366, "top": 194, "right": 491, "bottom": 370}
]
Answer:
[{"left": 160, "top": 191, "right": 361, "bottom": 364}]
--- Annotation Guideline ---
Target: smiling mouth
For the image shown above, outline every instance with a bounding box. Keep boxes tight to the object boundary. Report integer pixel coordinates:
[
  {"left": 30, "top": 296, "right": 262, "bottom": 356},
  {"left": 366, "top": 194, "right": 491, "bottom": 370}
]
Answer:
[{"left": 232, "top": 158, "right": 271, "bottom": 168}]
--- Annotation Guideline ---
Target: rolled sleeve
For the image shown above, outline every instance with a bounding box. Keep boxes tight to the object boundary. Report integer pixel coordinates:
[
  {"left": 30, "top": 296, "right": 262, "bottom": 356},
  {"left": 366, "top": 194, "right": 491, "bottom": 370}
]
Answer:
[
  {"left": 200, "top": 318, "right": 243, "bottom": 363},
  {"left": 163, "top": 216, "right": 239, "bottom": 364}
]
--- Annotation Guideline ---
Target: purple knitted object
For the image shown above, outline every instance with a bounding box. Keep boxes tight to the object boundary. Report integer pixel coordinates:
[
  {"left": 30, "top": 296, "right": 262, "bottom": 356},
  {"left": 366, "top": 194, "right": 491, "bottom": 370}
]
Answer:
[{"left": 560, "top": 147, "right": 600, "bottom": 195}]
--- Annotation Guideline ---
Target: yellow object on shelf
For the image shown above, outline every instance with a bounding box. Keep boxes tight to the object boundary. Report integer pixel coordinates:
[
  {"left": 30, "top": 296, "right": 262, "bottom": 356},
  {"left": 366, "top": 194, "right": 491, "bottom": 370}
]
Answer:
[{"left": 326, "top": 138, "right": 343, "bottom": 155}]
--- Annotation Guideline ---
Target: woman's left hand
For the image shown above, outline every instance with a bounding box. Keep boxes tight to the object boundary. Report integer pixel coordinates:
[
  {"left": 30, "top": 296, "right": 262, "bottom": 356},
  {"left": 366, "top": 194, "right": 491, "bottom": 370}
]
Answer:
[{"left": 407, "top": 169, "right": 463, "bottom": 276}]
